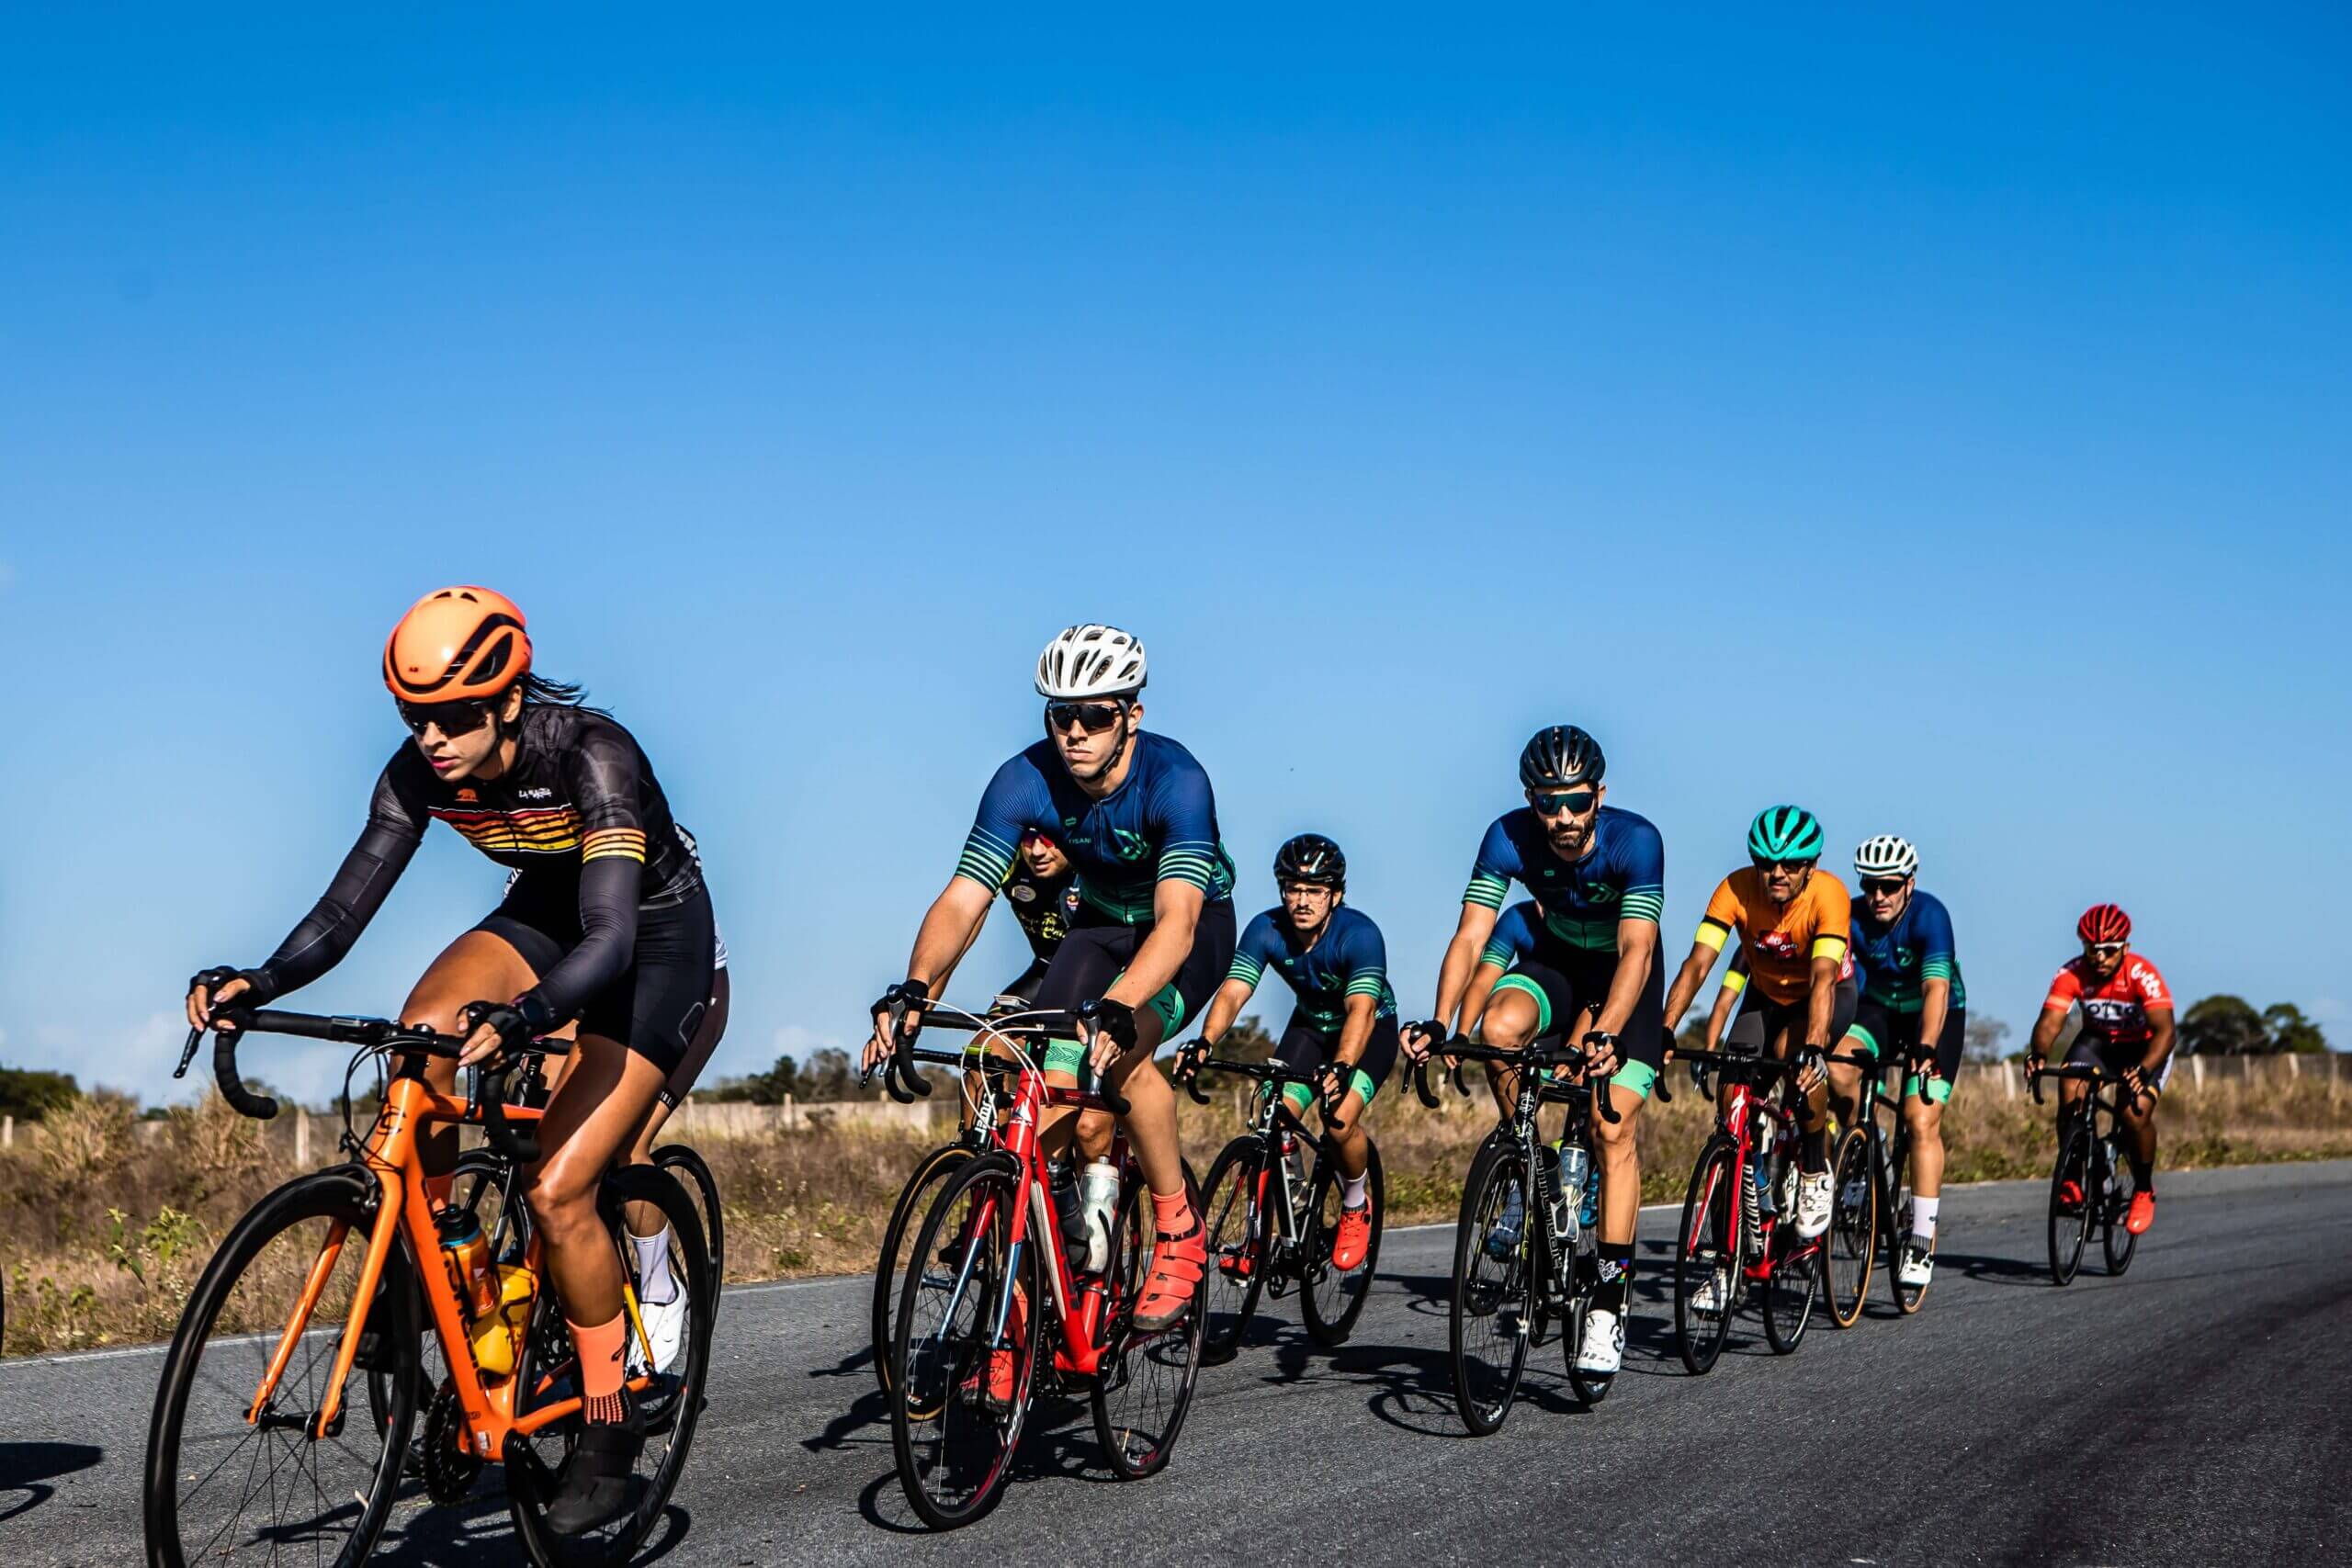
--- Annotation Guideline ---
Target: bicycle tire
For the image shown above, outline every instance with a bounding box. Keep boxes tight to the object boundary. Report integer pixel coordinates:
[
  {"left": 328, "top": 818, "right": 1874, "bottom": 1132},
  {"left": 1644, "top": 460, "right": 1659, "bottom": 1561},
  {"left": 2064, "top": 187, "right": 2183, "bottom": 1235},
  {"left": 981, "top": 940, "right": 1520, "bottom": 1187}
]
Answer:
[
  {"left": 2047, "top": 1122, "right": 2091, "bottom": 1286},
  {"left": 653, "top": 1144, "right": 726, "bottom": 1296},
  {"left": 1448, "top": 1137, "right": 1532, "bottom": 1434},
  {"left": 1091, "top": 1161, "right": 1207, "bottom": 1480},
  {"left": 2100, "top": 1138, "right": 2140, "bottom": 1276},
  {"left": 873, "top": 1142, "right": 976, "bottom": 1396},
  {"left": 504, "top": 1163, "right": 714, "bottom": 1568},
  {"left": 1674, "top": 1137, "right": 1738, "bottom": 1376},
  {"left": 145, "top": 1168, "right": 418, "bottom": 1568},
  {"left": 1761, "top": 1213, "right": 1819, "bottom": 1354},
  {"left": 1301, "top": 1138, "right": 1383, "bottom": 1348},
  {"left": 1825, "top": 1126, "right": 1875, "bottom": 1328},
  {"left": 889, "top": 1151, "right": 1034, "bottom": 1530},
  {"left": 1198, "top": 1136, "right": 1271, "bottom": 1363}
]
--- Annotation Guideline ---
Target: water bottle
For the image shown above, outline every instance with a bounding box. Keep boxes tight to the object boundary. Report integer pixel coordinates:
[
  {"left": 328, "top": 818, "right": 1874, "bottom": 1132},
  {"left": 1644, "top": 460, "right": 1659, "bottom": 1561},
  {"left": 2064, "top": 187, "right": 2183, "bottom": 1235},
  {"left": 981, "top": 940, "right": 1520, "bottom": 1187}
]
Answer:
[
  {"left": 1555, "top": 1143, "right": 1591, "bottom": 1245},
  {"left": 1074, "top": 1158, "right": 1121, "bottom": 1274},
  {"left": 1281, "top": 1134, "right": 1311, "bottom": 1219},
  {"left": 435, "top": 1205, "right": 497, "bottom": 1322}
]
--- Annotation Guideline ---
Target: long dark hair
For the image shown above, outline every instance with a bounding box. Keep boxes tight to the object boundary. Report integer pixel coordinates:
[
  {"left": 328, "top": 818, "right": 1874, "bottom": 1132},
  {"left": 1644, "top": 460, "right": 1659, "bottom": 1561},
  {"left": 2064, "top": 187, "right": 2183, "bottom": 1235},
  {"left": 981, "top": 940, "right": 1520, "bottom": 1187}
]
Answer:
[{"left": 518, "top": 672, "right": 611, "bottom": 716}]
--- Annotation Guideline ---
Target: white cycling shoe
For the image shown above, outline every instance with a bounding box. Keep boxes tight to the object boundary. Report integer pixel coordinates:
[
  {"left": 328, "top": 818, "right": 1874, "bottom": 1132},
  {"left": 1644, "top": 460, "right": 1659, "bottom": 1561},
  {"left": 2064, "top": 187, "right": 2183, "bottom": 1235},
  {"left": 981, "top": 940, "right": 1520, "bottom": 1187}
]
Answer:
[
  {"left": 1575, "top": 1306, "right": 1624, "bottom": 1376},
  {"left": 1794, "top": 1171, "right": 1833, "bottom": 1239},
  {"left": 1897, "top": 1240, "right": 1936, "bottom": 1290},
  {"left": 628, "top": 1289, "right": 688, "bottom": 1377}
]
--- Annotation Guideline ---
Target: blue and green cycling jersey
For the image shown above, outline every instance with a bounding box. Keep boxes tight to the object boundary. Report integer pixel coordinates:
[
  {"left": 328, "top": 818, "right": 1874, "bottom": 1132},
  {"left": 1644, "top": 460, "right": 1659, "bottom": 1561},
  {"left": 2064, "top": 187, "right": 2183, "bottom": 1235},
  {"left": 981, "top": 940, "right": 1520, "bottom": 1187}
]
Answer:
[
  {"left": 1462, "top": 805, "right": 1665, "bottom": 953},
  {"left": 1847, "top": 888, "right": 1965, "bottom": 1013},
  {"left": 1227, "top": 905, "right": 1397, "bottom": 1034},
  {"left": 955, "top": 731, "right": 1236, "bottom": 925}
]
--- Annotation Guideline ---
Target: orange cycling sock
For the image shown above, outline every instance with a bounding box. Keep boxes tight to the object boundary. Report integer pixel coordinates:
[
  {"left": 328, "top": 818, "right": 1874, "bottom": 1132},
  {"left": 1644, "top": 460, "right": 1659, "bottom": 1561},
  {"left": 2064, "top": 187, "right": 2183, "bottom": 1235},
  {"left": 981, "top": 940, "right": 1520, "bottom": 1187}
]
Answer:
[
  {"left": 569, "top": 1312, "right": 629, "bottom": 1425},
  {"left": 1150, "top": 1188, "right": 1193, "bottom": 1236}
]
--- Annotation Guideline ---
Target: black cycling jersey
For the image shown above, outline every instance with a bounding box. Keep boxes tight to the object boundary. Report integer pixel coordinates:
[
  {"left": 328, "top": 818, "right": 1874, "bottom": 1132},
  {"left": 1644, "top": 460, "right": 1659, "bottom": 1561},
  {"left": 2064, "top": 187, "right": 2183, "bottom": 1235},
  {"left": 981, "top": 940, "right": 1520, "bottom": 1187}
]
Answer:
[
  {"left": 1001, "top": 861, "right": 1079, "bottom": 963},
  {"left": 253, "top": 705, "right": 703, "bottom": 1027}
]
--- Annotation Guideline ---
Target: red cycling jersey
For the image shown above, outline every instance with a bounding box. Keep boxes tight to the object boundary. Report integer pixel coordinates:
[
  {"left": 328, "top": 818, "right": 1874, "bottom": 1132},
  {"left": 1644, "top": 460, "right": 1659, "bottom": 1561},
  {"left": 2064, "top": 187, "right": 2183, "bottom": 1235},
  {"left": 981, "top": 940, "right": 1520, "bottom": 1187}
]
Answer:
[{"left": 2042, "top": 953, "right": 2173, "bottom": 1045}]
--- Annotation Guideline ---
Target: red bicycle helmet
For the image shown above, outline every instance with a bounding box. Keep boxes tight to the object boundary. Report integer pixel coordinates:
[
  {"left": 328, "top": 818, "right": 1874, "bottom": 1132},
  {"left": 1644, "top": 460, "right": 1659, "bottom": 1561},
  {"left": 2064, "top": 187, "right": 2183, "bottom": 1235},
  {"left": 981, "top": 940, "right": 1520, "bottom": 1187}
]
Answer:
[{"left": 2076, "top": 903, "right": 2132, "bottom": 944}]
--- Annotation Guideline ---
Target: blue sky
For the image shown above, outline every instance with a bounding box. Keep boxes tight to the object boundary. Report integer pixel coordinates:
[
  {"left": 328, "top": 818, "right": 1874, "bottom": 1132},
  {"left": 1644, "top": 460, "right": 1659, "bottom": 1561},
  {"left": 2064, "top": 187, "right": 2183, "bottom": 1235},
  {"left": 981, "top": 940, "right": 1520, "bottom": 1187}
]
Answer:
[{"left": 4, "top": 6, "right": 2346, "bottom": 1101}]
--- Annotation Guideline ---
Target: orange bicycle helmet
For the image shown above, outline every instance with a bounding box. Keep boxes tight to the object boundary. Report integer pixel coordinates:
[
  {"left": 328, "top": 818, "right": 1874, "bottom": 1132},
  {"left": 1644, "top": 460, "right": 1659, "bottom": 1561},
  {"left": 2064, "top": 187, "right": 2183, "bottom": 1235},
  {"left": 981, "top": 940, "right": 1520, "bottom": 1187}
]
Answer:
[{"left": 382, "top": 587, "right": 532, "bottom": 702}]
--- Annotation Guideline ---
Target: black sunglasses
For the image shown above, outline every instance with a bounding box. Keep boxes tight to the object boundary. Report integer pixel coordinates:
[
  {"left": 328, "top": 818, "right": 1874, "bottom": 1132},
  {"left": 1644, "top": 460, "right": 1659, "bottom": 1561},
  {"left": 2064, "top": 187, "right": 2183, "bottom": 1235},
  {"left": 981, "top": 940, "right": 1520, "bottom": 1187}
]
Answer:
[
  {"left": 398, "top": 698, "right": 494, "bottom": 738},
  {"left": 1860, "top": 877, "right": 1909, "bottom": 897},
  {"left": 1751, "top": 855, "right": 1817, "bottom": 874},
  {"left": 1045, "top": 701, "right": 1125, "bottom": 735},
  {"left": 1529, "top": 789, "right": 1598, "bottom": 818}
]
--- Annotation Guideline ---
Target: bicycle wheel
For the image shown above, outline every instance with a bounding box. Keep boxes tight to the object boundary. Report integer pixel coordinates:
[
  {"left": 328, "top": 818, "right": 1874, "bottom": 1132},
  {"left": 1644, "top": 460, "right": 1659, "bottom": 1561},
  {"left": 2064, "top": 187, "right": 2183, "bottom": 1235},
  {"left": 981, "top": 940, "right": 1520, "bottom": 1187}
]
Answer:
[
  {"left": 505, "top": 1163, "right": 714, "bottom": 1568},
  {"left": 653, "top": 1145, "right": 726, "bottom": 1296},
  {"left": 1448, "top": 1137, "right": 1532, "bottom": 1434},
  {"left": 1198, "top": 1136, "right": 1270, "bottom": 1363},
  {"left": 2100, "top": 1138, "right": 2141, "bottom": 1276},
  {"left": 1825, "top": 1127, "right": 1875, "bottom": 1328},
  {"left": 1760, "top": 1202, "right": 1819, "bottom": 1354},
  {"left": 873, "top": 1142, "right": 976, "bottom": 1396},
  {"left": 1674, "top": 1137, "right": 1738, "bottom": 1376},
  {"left": 1302, "top": 1138, "right": 1383, "bottom": 1347},
  {"left": 889, "top": 1152, "right": 1035, "bottom": 1529},
  {"left": 144, "top": 1169, "right": 419, "bottom": 1568},
  {"left": 2047, "top": 1122, "right": 2091, "bottom": 1286},
  {"left": 1091, "top": 1162, "right": 1207, "bottom": 1480}
]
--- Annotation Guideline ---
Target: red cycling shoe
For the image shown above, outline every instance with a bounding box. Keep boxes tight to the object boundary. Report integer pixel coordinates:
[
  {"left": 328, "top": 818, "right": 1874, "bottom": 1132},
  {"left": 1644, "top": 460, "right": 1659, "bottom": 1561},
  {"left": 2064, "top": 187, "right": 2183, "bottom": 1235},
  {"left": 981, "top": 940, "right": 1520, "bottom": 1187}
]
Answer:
[
  {"left": 1134, "top": 1213, "right": 1204, "bottom": 1333},
  {"left": 2124, "top": 1190, "right": 2156, "bottom": 1235},
  {"left": 1331, "top": 1204, "right": 1373, "bottom": 1271}
]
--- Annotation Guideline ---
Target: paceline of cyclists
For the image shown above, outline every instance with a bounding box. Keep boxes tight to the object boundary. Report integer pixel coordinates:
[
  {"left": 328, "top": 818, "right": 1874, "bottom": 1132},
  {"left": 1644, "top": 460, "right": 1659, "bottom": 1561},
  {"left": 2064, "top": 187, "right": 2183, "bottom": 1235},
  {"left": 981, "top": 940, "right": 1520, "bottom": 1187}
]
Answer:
[{"left": 175, "top": 593, "right": 2181, "bottom": 1544}]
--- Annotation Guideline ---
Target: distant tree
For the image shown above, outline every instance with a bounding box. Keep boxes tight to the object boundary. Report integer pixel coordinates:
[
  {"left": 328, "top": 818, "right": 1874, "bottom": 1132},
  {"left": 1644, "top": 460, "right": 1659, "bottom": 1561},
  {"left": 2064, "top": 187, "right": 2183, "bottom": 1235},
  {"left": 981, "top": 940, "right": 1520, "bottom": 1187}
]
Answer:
[
  {"left": 0, "top": 1066, "right": 81, "bottom": 1122},
  {"left": 1208, "top": 1016, "right": 1278, "bottom": 1065},
  {"left": 2260, "top": 1002, "right": 2329, "bottom": 1055},
  {"left": 1962, "top": 1014, "right": 2011, "bottom": 1065},
  {"left": 2179, "top": 995, "right": 2268, "bottom": 1055}
]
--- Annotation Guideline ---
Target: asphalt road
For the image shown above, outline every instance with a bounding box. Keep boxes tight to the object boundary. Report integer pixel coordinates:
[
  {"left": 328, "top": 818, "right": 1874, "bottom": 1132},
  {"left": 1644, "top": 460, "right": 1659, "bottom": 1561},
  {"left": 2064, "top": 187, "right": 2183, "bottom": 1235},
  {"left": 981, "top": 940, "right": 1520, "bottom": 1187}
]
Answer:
[{"left": 6, "top": 1159, "right": 2347, "bottom": 1566}]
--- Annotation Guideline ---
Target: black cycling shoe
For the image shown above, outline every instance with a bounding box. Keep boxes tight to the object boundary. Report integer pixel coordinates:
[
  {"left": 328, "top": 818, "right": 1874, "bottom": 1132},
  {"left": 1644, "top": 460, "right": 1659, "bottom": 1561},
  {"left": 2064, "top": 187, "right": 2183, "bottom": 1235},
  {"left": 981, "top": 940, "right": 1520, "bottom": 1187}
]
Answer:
[{"left": 543, "top": 1390, "right": 645, "bottom": 1537}]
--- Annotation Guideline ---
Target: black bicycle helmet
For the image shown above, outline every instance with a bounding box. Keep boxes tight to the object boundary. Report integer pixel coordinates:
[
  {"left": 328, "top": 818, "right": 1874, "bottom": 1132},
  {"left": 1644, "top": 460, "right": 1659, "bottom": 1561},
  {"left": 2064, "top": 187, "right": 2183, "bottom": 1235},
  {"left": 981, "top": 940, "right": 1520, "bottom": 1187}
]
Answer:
[
  {"left": 1273, "top": 833, "right": 1347, "bottom": 889},
  {"left": 1518, "top": 725, "right": 1605, "bottom": 791}
]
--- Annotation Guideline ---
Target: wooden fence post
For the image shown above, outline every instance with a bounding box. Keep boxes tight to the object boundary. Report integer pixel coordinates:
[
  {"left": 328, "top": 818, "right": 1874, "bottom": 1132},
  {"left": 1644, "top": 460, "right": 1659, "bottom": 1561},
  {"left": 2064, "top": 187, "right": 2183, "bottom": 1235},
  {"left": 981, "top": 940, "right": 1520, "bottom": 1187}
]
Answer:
[
  {"left": 2, "top": 1113, "right": 11, "bottom": 1149},
  {"left": 2191, "top": 1055, "right": 2206, "bottom": 1089},
  {"left": 295, "top": 1107, "right": 311, "bottom": 1166}
]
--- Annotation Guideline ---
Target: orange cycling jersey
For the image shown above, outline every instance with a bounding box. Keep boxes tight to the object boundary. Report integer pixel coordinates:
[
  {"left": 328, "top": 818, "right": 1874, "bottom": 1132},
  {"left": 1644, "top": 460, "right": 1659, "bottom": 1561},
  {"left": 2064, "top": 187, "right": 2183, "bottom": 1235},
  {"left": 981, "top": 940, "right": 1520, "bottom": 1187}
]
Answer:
[{"left": 1694, "top": 867, "right": 1851, "bottom": 1007}]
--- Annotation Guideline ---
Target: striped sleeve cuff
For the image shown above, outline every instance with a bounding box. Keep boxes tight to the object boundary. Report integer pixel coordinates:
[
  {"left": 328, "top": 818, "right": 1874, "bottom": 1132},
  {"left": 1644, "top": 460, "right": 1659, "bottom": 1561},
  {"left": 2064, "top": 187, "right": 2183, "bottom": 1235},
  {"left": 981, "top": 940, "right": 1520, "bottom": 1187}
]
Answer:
[
  {"left": 582, "top": 827, "right": 647, "bottom": 863},
  {"left": 1344, "top": 971, "right": 1387, "bottom": 999},
  {"left": 1158, "top": 840, "right": 1222, "bottom": 892},
  {"left": 1619, "top": 888, "right": 1664, "bottom": 925},
  {"left": 1694, "top": 919, "right": 1731, "bottom": 953},
  {"left": 1227, "top": 953, "right": 1264, "bottom": 988},
  {"left": 956, "top": 828, "right": 1018, "bottom": 891},
  {"left": 1478, "top": 940, "right": 1512, "bottom": 970},
  {"left": 1463, "top": 874, "right": 1509, "bottom": 910},
  {"left": 1922, "top": 957, "right": 1954, "bottom": 981},
  {"left": 1811, "top": 935, "right": 1849, "bottom": 963}
]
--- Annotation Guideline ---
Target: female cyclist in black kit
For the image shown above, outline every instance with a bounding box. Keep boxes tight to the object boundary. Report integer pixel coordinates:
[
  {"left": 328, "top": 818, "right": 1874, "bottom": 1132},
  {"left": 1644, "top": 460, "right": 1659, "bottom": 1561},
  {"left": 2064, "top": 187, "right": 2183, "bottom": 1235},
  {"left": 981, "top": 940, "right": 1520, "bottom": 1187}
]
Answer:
[{"left": 183, "top": 586, "right": 720, "bottom": 1536}]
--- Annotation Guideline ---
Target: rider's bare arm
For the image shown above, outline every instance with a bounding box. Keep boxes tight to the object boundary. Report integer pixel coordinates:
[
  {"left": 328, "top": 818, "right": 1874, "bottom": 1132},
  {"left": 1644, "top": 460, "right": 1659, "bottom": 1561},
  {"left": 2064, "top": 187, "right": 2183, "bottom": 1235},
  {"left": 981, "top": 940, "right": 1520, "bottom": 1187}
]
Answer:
[
  {"left": 866, "top": 876, "right": 995, "bottom": 1067},
  {"left": 2143, "top": 1007, "right": 2177, "bottom": 1076},
  {"left": 1195, "top": 976, "right": 1256, "bottom": 1051},
  {"left": 1594, "top": 916, "right": 1657, "bottom": 1039},
  {"left": 1104, "top": 878, "right": 1204, "bottom": 1017},
  {"left": 1804, "top": 953, "right": 1840, "bottom": 1046},
  {"left": 1918, "top": 976, "right": 1952, "bottom": 1060},
  {"left": 1661, "top": 936, "right": 1724, "bottom": 1034},
  {"left": 1428, "top": 900, "right": 1501, "bottom": 1036},
  {"left": 1333, "top": 989, "right": 1377, "bottom": 1072}
]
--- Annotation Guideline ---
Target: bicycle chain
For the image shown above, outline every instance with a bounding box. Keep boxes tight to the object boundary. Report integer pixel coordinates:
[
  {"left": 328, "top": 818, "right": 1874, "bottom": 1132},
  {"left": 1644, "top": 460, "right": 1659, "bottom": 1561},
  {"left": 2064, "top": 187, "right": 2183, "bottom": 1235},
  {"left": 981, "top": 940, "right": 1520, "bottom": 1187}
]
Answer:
[{"left": 422, "top": 1378, "right": 483, "bottom": 1505}]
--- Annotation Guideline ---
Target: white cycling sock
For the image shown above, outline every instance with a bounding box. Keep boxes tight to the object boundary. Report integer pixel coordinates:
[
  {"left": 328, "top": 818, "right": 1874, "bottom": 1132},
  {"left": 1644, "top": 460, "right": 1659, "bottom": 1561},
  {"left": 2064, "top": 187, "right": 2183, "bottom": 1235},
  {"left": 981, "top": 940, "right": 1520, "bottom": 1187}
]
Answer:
[
  {"left": 1910, "top": 1195, "right": 1939, "bottom": 1244},
  {"left": 631, "top": 1224, "right": 679, "bottom": 1306},
  {"left": 1340, "top": 1171, "right": 1369, "bottom": 1211}
]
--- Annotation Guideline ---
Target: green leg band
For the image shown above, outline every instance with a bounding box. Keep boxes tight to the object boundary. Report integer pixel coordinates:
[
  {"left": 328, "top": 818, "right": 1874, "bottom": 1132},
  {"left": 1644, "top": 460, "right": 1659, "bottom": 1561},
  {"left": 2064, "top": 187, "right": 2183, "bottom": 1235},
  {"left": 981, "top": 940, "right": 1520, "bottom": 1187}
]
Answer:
[
  {"left": 1905, "top": 1073, "right": 1953, "bottom": 1106},
  {"left": 1042, "top": 1038, "right": 1087, "bottom": 1077},
  {"left": 1147, "top": 984, "right": 1186, "bottom": 1035},
  {"left": 1490, "top": 973, "right": 1552, "bottom": 1036},
  {"left": 1610, "top": 1060, "right": 1657, "bottom": 1101},
  {"left": 1283, "top": 1069, "right": 1380, "bottom": 1113},
  {"left": 1282, "top": 1082, "right": 1315, "bottom": 1113},
  {"left": 1844, "top": 1024, "right": 1882, "bottom": 1060}
]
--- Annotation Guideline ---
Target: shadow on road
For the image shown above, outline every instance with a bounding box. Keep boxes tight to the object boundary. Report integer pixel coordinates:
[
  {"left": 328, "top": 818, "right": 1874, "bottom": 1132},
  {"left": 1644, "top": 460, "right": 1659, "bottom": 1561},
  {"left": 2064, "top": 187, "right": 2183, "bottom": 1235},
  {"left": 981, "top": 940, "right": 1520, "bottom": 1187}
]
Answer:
[
  {"left": 802, "top": 1383, "right": 892, "bottom": 1454},
  {"left": 1938, "top": 1250, "right": 2054, "bottom": 1288},
  {"left": 0, "top": 1440, "right": 102, "bottom": 1524}
]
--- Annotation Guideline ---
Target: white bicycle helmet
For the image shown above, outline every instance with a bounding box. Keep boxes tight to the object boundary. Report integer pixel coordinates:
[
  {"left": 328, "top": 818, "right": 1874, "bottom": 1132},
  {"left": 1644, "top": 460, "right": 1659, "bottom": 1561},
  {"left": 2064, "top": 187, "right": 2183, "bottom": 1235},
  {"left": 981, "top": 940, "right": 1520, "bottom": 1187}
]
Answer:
[
  {"left": 1853, "top": 834, "right": 1919, "bottom": 879},
  {"left": 1035, "top": 624, "right": 1148, "bottom": 699}
]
